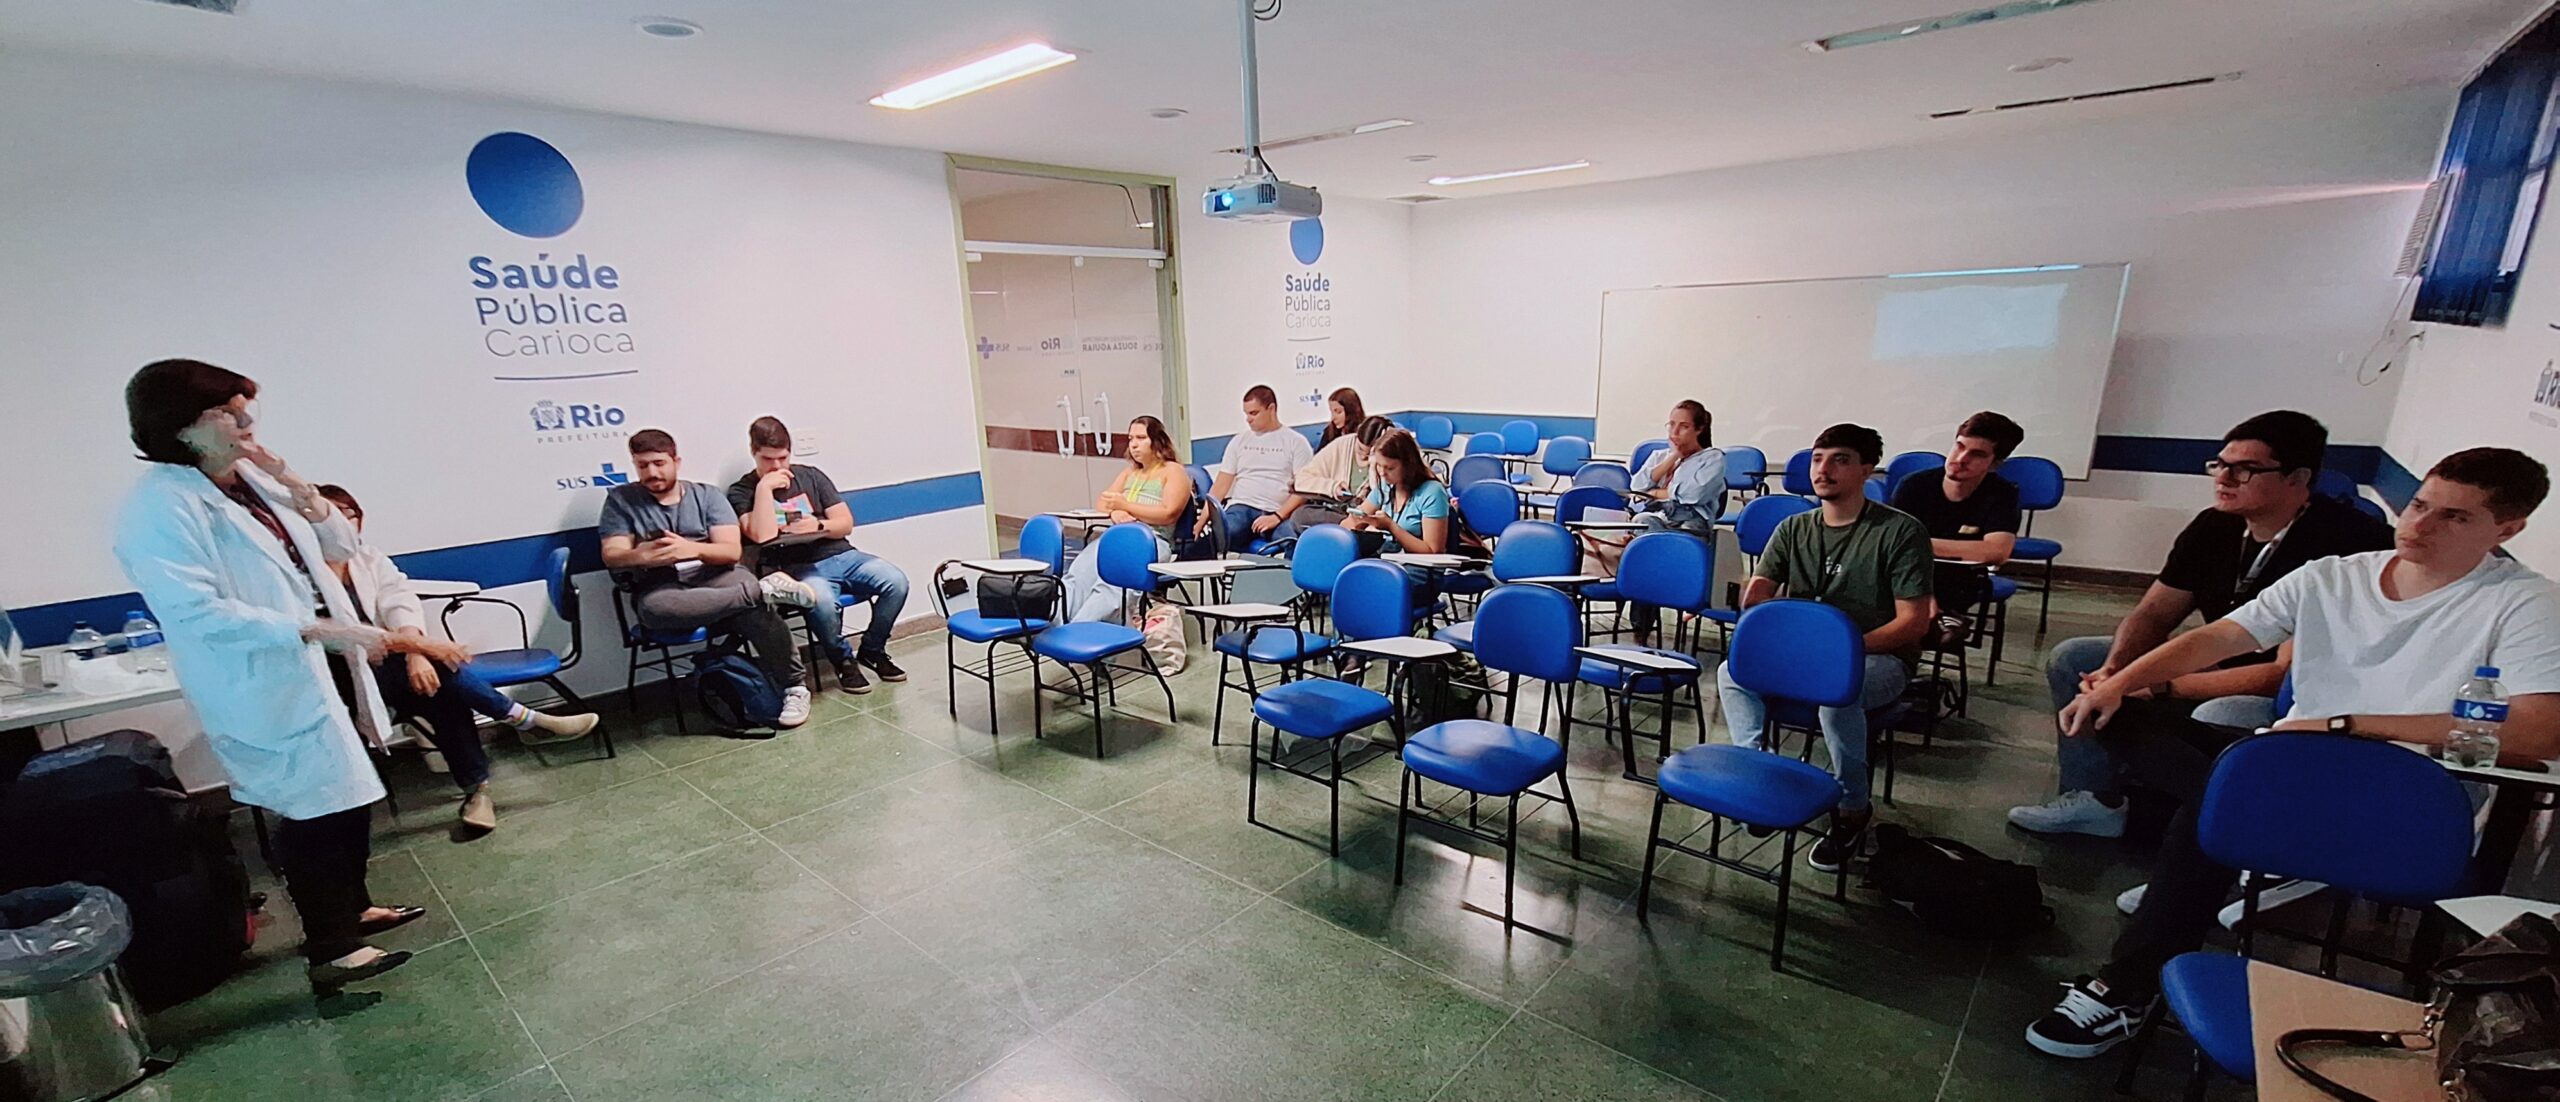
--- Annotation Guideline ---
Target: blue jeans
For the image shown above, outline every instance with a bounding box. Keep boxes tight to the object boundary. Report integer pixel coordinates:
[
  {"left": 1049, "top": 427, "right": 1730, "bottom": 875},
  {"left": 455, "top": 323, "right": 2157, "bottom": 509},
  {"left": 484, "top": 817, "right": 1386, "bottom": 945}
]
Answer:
[
  {"left": 1217, "top": 503, "right": 1296, "bottom": 549},
  {"left": 1718, "top": 653, "right": 1907, "bottom": 812},
  {"left": 788, "top": 547, "right": 911, "bottom": 660},
  {"left": 373, "top": 660, "right": 504, "bottom": 794},
  {"left": 2047, "top": 634, "right": 2277, "bottom": 798},
  {"left": 1062, "top": 534, "right": 1170, "bottom": 624}
]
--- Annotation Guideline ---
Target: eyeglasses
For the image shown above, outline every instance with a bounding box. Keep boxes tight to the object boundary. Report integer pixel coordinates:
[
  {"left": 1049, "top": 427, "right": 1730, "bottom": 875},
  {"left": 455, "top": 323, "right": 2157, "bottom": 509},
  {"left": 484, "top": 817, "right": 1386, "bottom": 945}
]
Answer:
[{"left": 2203, "top": 459, "right": 2288, "bottom": 484}]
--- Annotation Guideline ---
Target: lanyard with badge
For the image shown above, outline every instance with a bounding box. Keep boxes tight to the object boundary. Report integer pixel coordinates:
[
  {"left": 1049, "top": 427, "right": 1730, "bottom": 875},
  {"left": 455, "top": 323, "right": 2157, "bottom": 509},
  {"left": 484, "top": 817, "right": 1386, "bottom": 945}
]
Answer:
[
  {"left": 1814, "top": 500, "right": 1870, "bottom": 600},
  {"left": 2233, "top": 505, "right": 2305, "bottom": 601}
]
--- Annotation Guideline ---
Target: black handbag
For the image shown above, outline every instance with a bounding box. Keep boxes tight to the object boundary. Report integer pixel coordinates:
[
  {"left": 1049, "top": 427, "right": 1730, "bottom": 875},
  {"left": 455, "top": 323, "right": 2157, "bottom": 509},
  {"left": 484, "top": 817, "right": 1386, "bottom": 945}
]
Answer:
[
  {"left": 2277, "top": 912, "right": 2560, "bottom": 1101},
  {"left": 975, "top": 572, "right": 1061, "bottom": 624}
]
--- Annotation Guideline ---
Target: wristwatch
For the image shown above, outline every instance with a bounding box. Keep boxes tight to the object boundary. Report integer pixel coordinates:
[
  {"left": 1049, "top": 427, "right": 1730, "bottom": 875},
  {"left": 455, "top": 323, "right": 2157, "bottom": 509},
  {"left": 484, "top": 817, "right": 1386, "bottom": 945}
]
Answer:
[{"left": 2326, "top": 714, "right": 2354, "bottom": 735}]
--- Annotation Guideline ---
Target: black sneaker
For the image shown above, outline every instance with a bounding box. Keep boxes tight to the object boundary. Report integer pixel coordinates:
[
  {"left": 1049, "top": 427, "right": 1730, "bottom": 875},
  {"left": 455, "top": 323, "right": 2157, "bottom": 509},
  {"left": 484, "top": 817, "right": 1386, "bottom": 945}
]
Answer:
[
  {"left": 833, "top": 660, "right": 874, "bottom": 695},
  {"left": 857, "top": 651, "right": 909, "bottom": 683},
  {"left": 2026, "top": 976, "right": 2149, "bottom": 1058},
  {"left": 1806, "top": 811, "right": 1870, "bottom": 873}
]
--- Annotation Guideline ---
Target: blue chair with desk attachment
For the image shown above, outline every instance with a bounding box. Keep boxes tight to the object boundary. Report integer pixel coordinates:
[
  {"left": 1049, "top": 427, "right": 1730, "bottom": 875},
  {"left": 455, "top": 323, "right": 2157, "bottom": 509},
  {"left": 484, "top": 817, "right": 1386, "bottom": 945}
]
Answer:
[
  {"left": 1243, "top": 557, "right": 1417, "bottom": 855},
  {"left": 440, "top": 546, "right": 606, "bottom": 756},
  {"left": 930, "top": 514, "right": 1064, "bottom": 739}
]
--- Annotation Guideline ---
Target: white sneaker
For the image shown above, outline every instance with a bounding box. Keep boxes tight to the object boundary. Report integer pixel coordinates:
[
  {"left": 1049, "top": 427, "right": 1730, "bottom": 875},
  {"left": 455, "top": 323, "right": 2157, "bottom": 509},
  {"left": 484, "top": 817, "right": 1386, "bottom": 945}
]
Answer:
[
  {"left": 2006, "top": 791, "right": 2128, "bottom": 838},
  {"left": 2218, "top": 878, "right": 2326, "bottom": 930},
  {"left": 777, "top": 686, "right": 812, "bottom": 728},
  {"left": 2115, "top": 883, "right": 2145, "bottom": 916},
  {"left": 760, "top": 572, "right": 821, "bottom": 610}
]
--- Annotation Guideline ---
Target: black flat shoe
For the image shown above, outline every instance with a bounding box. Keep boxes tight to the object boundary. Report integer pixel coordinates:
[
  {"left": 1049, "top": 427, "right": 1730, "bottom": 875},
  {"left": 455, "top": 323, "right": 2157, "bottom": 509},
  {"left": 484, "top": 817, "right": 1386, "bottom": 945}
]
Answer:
[
  {"left": 309, "top": 949, "right": 412, "bottom": 993},
  {"left": 356, "top": 906, "right": 427, "bottom": 936}
]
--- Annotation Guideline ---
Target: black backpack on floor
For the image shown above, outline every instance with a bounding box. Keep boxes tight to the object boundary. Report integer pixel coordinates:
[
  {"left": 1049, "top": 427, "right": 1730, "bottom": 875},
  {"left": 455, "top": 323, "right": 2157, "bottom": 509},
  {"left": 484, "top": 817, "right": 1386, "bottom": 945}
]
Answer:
[
  {"left": 0, "top": 730, "right": 254, "bottom": 1010},
  {"left": 1865, "top": 824, "right": 2055, "bottom": 938}
]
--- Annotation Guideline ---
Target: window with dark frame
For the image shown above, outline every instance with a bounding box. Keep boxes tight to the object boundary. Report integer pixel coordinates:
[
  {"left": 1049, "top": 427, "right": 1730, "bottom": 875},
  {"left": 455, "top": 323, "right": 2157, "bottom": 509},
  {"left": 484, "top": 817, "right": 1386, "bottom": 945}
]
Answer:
[{"left": 2416, "top": 13, "right": 2560, "bottom": 328}]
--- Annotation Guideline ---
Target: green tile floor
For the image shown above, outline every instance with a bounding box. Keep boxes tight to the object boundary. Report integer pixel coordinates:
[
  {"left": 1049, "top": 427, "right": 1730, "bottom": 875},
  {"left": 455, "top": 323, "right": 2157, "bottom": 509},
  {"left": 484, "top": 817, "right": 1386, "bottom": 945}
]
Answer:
[{"left": 128, "top": 582, "right": 2270, "bottom": 1101}]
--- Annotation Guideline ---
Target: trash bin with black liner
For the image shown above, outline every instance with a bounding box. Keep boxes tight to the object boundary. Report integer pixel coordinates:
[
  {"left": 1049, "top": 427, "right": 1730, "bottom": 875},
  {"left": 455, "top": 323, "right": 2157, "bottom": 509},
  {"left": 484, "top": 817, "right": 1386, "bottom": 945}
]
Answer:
[{"left": 0, "top": 883, "right": 160, "bottom": 1102}]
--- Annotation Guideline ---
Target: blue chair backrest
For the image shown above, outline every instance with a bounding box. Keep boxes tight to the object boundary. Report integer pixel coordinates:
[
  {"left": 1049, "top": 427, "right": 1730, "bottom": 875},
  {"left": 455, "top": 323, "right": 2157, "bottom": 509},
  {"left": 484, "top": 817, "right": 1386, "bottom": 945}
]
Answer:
[
  {"left": 1571, "top": 462, "right": 1632, "bottom": 492},
  {"left": 1457, "top": 481, "right": 1520, "bottom": 538},
  {"left": 1863, "top": 478, "right": 1885, "bottom": 503},
  {"left": 1186, "top": 464, "right": 1213, "bottom": 499},
  {"left": 1554, "top": 485, "right": 1624, "bottom": 524},
  {"left": 1728, "top": 599, "right": 1863, "bottom": 709},
  {"left": 1500, "top": 420, "right": 1540, "bottom": 456},
  {"left": 1463, "top": 431, "right": 1506, "bottom": 456},
  {"left": 2314, "top": 469, "right": 2358, "bottom": 502},
  {"left": 1782, "top": 449, "right": 1815, "bottom": 497},
  {"left": 544, "top": 546, "right": 577, "bottom": 621},
  {"left": 2349, "top": 496, "right": 2389, "bottom": 525},
  {"left": 1415, "top": 415, "right": 1456, "bottom": 451},
  {"left": 2007, "top": 456, "right": 2065, "bottom": 512},
  {"left": 1491, "top": 521, "right": 1576, "bottom": 580},
  {"left": 1094, "top": 523, "right": 1161, "bottom": 591},
  {"left": 1291, "top": 525, "right": 1360, "bottom": 595},
  {"left": 1451, "top": 454, "right": 1507, "bottom": 491},
  {"left": 2197, "top": 734, "right": 2474, "bottom": 903},
  {"left": 1885, "top": 451, "right": 1943, "bottom": 498},
  {"left": 1473, "top": 584, "right": 1580, "bottom": 682},
  {"left": 1629, "top": 439, "right": 1670, "bottom": 473},
  {"left": 1722, "top": 445, "right": 1767, "bottom": 492},
  {"left": 1619, "top": 531, "right": 1712, "bottom": 612},
  {"left": 1333, "top": 560, "right": 1414, "bottom": 641},
  {"left": 1018, "top": 515, "right": 1067, "bottom": 575},
  {"left": 2274, "top": 672, "right": 2295, "bottom": 718},
  {"left": 1541, "top": 436, "right": 1593, "bottom": 477},
  {"left": 1735, "top": 495, "right": 1815, "bottom": 556}
]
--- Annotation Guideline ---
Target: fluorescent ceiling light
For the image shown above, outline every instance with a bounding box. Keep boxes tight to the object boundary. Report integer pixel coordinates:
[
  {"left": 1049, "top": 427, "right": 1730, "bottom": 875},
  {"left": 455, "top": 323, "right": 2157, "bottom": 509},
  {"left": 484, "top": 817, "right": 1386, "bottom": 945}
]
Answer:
[
  {"left": 1806, "top": 0, "right": 2112, "bottom": 53},
  {"left": 870, "top": 43, "right": 1077, "bottom": 110},
  {"left": 1219, "top": 118, "right": 1416, "bottom": 155},
  {"left": 1426, "top": 160, "right": 1591, "bottom": 186}
]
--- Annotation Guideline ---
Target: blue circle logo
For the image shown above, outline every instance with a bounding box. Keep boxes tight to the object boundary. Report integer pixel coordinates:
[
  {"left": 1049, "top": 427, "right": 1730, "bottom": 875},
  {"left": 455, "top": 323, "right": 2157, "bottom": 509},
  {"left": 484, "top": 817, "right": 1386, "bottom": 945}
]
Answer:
[
  {"left": 1290, "top": 217, "right": 1324, "bottom": 265},
  {"left": 466, "top": 132, "right": 583, "bottom": 238}
]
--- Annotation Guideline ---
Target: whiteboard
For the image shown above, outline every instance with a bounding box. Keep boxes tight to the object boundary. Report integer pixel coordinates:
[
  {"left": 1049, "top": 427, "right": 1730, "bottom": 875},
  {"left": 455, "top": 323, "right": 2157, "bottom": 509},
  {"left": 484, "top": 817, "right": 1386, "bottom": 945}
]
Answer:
[{"left": 1595, "top": 265, "right": 2128, "bottom": 479}]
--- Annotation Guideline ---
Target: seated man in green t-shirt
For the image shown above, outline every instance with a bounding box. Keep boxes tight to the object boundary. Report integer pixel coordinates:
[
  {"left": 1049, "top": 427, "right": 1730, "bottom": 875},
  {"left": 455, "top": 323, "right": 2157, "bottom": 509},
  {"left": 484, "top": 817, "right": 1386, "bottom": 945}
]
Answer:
[{"left": 1716, "top": 423, "right": 1937, "bottom": 873}]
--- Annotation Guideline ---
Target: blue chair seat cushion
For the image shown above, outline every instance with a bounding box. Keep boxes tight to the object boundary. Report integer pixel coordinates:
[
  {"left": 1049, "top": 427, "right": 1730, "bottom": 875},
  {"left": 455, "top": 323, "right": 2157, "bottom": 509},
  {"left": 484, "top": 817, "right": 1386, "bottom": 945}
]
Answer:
[
  {"left": 1252, "top": 678, "right": 1394, "bottom": 740},
  {"left": 2161, "top": 953, "right": 2256, "bottom": 1081},
  {"left": 1031, "top": 622, "right": 1146, "bottom": 663},
  {"left": 628, "top": 624, "right": 709, "bottom": 646},
  {"left": 1701, "top": 607, "right": 1739, "bottom": 625},
  {"left": 1576, "top": 644, "right": 1700, "bottom": 691},
  {"left": 1404, "top": 719, "right": 1566, "bottom": 796},
  {"left": 1657, "top": 744, "right": 1841, "bottom": 829},
  {"left": 1988, "top": 576, "right": 2020, "bottom": 602},
  {"left": 947, "top": 610, "right": 1050, "bottom": 643},
  {"left": 2012, "top": 536, "right": 2061, "bottom": 560},
  {"left": 1215, "top": 626, "right": 1333, "bottom": 664},
  {"left": 1438, "top": 572, "right": 1495, "bottom": 597},
  {"left": 463, "top": 648, "right": 563, "bottom": 685},
  {"left": 1583, "top": 579, "right": 1621, "bottom": 602},
  {"left": 1434, "top": 620, "right": 1477, "bottom": 651}
]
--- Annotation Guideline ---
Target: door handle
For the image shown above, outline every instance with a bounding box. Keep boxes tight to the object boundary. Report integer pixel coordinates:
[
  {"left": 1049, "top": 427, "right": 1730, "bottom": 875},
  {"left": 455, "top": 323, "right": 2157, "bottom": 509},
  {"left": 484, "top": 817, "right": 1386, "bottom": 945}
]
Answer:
[
  {"left": 1090, "top": 391, "right": 1112, "bottom": 456},
  {"left": 1054, "top": 395, "right": 1075, "bottom": 456}
]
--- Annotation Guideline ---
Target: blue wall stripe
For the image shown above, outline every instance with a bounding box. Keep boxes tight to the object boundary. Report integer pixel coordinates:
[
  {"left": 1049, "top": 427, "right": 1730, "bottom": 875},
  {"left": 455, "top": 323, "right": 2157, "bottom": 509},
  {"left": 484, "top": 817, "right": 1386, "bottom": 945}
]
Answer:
[
  {"left": 6, "top": 470, "right": 985, "bottom": 649},
  {"left": 2372, "top": 449, "right": 2422, "bottom": 510}
]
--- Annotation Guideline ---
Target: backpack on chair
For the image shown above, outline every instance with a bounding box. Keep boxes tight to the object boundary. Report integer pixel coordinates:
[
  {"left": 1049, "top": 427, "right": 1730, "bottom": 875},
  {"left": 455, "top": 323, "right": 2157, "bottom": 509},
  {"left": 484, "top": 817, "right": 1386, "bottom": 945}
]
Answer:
[{"left": 692, "top": 644, "right": 785, "bottom": 730}]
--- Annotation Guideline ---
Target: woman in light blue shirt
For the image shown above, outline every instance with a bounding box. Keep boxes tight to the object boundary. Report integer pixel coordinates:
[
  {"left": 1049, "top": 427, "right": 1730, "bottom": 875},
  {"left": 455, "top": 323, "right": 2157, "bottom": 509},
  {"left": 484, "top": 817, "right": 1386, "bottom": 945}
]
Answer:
[
  {"left": 1344, "top": 430, "right": 1452, "bottom": 554},
  {"left": 1632, "top": 399, "right": 1727, "bottom": 533}
]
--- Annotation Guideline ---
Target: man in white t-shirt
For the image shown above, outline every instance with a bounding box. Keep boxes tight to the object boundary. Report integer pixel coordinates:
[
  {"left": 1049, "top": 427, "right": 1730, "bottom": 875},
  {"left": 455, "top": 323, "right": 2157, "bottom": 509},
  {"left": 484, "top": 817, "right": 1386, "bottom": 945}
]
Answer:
[
  {"left": 2026, "top": 447, "right": 2560, "bottom": 1060},
  {"left": 1199, "top": 384, "right": 1315, "bottom": 548}
]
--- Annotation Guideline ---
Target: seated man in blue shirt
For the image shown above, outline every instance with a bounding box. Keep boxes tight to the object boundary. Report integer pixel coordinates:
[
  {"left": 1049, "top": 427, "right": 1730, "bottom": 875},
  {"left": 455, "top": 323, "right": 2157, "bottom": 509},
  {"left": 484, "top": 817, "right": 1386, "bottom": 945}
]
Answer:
[{"left": 1615, "top": 399, "right": 1725, "bottom": 644}]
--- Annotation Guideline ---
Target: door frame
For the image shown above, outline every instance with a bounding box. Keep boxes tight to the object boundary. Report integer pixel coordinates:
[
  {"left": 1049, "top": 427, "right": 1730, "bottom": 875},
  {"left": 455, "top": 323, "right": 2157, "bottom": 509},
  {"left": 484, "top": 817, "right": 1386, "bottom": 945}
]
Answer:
[{"left": 944, "top": 155, "right": 1191, "bottom": 550}]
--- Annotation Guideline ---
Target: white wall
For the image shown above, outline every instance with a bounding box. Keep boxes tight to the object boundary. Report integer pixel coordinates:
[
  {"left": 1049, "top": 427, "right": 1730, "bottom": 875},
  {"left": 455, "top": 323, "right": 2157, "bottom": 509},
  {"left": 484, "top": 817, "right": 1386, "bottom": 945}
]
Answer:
[
  {"left": 2387, "top": 199, "right": 2560, "bottom": 567},
  {"left": 1174, "top": 193, "right": 1417, "bottom": 450},
  {"left": 1406, "top": 90, "right": 2451, "bottom": 570},
  {"left": 0, "top": 50, "right": 992, "bottom": 783}
]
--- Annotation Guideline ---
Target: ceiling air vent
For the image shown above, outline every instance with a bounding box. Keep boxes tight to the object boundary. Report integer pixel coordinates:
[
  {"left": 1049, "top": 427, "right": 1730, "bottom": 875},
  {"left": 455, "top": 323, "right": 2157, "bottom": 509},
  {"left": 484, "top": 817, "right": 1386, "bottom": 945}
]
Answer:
[
  {"left": 138, "top": 0, "right": 241, "bottom": 11},
  {"left": 1928, "top": 73, "right": 2234, "bottom": 119},
  {"left": 1387, "top": 194, "right": 1447, "bottom": 204}
]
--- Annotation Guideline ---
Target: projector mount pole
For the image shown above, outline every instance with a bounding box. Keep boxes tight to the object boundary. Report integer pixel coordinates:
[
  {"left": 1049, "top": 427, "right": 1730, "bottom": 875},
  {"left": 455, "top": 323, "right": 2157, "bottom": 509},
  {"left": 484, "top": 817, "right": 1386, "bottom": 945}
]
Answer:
[{"left": 1238, "top": 0, "right": 1267, "bottom": 177}]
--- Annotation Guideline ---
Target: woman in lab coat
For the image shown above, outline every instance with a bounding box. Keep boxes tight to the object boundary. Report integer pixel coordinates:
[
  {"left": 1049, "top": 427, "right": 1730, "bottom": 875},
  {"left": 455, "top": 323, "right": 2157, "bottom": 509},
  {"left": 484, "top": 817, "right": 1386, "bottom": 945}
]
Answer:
[{"left": 112, "top": 359, "right": 444, "bottom": 994}]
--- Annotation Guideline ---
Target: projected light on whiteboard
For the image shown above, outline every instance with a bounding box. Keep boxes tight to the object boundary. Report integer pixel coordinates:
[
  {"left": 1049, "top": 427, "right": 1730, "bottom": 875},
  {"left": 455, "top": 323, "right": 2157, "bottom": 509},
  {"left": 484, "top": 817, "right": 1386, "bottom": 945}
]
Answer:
[{"left": 1873, "top": 281, "right": 2070, "bottom": 360}]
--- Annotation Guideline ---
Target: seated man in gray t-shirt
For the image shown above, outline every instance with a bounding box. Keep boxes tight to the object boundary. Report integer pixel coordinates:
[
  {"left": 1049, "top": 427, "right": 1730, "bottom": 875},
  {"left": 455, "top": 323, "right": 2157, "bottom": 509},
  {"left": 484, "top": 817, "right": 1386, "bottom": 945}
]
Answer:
[{"left": 598, "top": 429, "right": 821, "bottom": 728}]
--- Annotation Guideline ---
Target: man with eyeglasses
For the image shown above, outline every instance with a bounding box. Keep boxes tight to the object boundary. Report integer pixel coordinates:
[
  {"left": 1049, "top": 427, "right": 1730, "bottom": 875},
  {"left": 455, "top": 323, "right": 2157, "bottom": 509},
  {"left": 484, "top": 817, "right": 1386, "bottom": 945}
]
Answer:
[{"left": 2007, "top": 411, "right": 2392, "bottom": 839}]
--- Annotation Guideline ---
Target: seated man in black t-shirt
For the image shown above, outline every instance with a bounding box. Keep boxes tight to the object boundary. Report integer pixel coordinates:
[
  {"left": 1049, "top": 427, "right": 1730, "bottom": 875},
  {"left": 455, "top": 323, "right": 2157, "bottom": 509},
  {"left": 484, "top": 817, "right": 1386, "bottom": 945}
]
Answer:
[
  {"left": 726, "top": 417, "right": 913, "bottom": 694},
  {"left": 2006, "top": 411, "right": 2393, "bottom": 839},
  {"left": 1891, "top": 411, "right": 2025, "bottom": 616}
]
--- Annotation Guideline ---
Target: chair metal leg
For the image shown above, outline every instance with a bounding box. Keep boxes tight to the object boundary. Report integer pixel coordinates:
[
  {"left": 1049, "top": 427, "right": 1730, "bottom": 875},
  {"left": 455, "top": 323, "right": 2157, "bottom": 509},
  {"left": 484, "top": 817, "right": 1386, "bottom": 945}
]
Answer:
[
  {"left": 1773, "top": 828, "right": 1798, "bottom": 970},
  {"left": 2182, "top": 1050, "right": 2211, "bottom": 1102},
  {"left": 1987, "top": 599, "right": 2008, "bottom": 686},
  {"left": 1556, "top": 767, "right": 1584, "bottom": 859},
  {"left": 1088, "top": 662, "right": 1108, "bottom": 759},
  {"left": 1328, "top": 738, "right": 1343, "bottom": 857},
  {"left": 1393, "top": 769, "right": 1412, "bottom": 885},
  {"left": 1246, "top": 716, "right": 1263, "bottom": 829},
  {"left": 1636, "top": 791, "right": 1667, "bottom": 920},
  {"left": 1212, "top": 653, "right": 1232, "bottom": 745},
  {"left": 1146, "top": 649, "right": 1179, "bottom": 723},
  {"left": 1030, "top": 652, "right": 1045, "bottom": 739},
  {"left": 1503, "top": 795, "right": 1520, "bottom": 933},
  {"left": 2038, "top": 559, "right": 2055, "bottom": 633},
  {"left": 945, "top": 634, "right": 959, "bottom": 718},
  {"left": 2112, "top": 995, "right": 2166, "bottom": 1095}
]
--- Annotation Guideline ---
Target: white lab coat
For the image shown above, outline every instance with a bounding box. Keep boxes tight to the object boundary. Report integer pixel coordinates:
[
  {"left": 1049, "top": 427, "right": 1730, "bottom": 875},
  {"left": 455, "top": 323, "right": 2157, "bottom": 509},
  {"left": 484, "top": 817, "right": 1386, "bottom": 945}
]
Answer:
[{"left": 112, "top": 462, "right": 389, "bottom": 820}]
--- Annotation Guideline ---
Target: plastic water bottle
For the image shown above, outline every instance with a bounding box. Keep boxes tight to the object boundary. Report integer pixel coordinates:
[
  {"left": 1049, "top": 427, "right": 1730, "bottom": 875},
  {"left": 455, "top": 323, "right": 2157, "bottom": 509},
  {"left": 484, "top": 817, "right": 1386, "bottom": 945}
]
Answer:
[
  {"left": 2449, "top": 666, "right": 2509, "bottom": 769},
  {"left": 122, "top": 611, "right": 167, "bottom": 673},
  {"left": 64, "top": 622, "right": 104, "bottom": 660}
]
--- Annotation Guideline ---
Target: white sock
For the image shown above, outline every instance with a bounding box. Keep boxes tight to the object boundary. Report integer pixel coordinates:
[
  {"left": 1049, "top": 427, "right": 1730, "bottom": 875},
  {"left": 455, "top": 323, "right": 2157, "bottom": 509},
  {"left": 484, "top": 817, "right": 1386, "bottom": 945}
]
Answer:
[{"left": 502, "top": 703, "right": 538, "bottom": 731}]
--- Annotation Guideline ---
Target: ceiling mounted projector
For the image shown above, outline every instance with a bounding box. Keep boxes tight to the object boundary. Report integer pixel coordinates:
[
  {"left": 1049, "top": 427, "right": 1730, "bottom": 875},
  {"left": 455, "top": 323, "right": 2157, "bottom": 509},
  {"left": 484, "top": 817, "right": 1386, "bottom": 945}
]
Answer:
[{"left": 1204, "top": 0, "right": 1322, "bottom": 222}]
